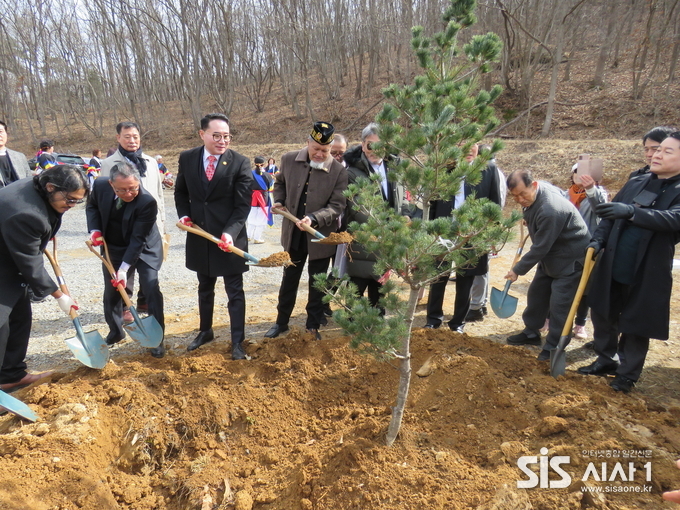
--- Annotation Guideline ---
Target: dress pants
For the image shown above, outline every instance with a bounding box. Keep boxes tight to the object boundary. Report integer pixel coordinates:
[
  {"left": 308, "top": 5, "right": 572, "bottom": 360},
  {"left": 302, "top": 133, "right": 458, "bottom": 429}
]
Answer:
[
  {"left": 197, "top": 272, "right": 246, "bottom": 345},
  {"left": 521, "top": 264, "right": 582, "bottom": 350},
  {"left": 104, "top": 259, "right": 165, "bottom": 340},
  {"left": 0, "top": 289, "right": 32, "bottom": 385},
  {"left": 469, "top": 272, "right": 489, "bottom": 310},
  {"left": 350, "top": 276, "right": 383, "bottom": 310},
  {"left": 426, "top": 266, "right": 475, "bottom": 329},
  {"left": 275, "top": 245, "right": 330, "bottom": 330},
  {"left": 591, "top": 280, "right": 649, "bottom": 381}
]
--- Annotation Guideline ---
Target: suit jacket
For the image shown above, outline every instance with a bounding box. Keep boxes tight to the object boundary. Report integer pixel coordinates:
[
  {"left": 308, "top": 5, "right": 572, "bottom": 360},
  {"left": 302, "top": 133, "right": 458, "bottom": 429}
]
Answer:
[
  {"left": 589, "top": 173, "right": 680, "bottom": 339},
  {"left": 273, "top": 147, "right": 347, "bottom": 260},
  {"left": 0, "top": 148, "right": 31, "bottom": 188},
  {"left": 174, "top": 146, "right": 253, "bottom": 277},
  {"left": 86, "top": 177, "right": 162, "bottom": 270},
  {"left": 100, "top": 149, "right": 166, "bottom": 235},
  {"left": 0, "top": 179, "right": 62, "bottom": 324}
]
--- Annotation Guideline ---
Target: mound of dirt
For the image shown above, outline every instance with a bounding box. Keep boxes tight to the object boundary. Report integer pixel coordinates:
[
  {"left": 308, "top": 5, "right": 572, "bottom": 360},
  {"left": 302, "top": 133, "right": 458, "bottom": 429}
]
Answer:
[{"left": 1, "top": 327, "right": 679, "bottom": 510}]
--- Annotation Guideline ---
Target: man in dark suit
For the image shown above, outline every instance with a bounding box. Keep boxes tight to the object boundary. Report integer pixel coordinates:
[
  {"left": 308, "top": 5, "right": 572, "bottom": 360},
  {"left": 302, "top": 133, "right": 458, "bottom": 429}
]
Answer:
[
  {"left": 174, "top": 113, "right": 253, "bottom": 360},
  {"left": 425, "top": 143, "right": 503, "bottom": 333},
  {"left": 87, "top": 163, "right": 165, "bottom": 358},
  {"left": 578, "top": 131, "right": 680, "bottom": 393},
  {"left": 0, "top": 120, "right": 31, "bottom": 189}
]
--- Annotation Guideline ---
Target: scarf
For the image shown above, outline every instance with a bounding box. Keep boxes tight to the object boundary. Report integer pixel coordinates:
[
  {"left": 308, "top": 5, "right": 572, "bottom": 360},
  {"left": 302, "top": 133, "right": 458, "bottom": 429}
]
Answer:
[
  {"left": 568, "top": 184, "right": 586, "bottom": 208},
  {"left": 118, "top": 145, "right": 147, "bottom": 176}
]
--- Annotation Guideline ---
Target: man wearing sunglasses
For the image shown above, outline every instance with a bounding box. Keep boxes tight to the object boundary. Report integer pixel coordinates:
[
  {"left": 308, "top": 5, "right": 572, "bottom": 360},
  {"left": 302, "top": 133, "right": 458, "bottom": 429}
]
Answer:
[
  {"left": 87, "top": 163, "right": 165, "bottom": 358},
  {"left": 175, "top": 113, "right": 253, "bottom": 360}
]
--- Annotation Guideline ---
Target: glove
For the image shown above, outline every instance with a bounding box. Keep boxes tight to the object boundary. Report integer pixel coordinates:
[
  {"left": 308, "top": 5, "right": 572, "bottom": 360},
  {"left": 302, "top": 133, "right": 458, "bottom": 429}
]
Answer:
[
  {"left": 111, "top": 269, "right": 127, "bottom": 289},
  {"left": 179, "top": 216, "right": 193, "bottom": 227},
  {"left": 218, "top": 233, "right": 233, "bottom": 252},
  {"left": 56, "top": 294, "right": 78, "bottom": 314},
  {"left": 89, "top": 230, "right": 104, "bottom": 246},
  {"left": 587, "top": 239, "right": 604, "bottom": 255},
  {"left": 595, "top": 202, "right": 634, "bottom": 220}
]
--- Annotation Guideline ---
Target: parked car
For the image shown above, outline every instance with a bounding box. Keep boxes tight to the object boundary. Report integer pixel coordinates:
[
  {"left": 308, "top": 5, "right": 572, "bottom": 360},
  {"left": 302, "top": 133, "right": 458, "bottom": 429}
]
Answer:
[{"left": 29, "top": 153, "right": 87, "bottom": 174}]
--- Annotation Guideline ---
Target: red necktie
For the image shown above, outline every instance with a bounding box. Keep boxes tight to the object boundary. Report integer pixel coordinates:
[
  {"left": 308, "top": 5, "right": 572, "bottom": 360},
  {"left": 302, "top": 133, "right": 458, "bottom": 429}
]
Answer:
[{"left": 206, "top": 155, "right": 217, "bottom": 181}]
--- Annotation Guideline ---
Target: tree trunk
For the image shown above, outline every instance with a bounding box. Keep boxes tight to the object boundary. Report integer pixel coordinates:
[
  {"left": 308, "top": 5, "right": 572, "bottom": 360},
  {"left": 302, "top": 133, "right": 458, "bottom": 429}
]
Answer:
[{"left": 385, "top": 286, "right": 418, "bottom": 446}]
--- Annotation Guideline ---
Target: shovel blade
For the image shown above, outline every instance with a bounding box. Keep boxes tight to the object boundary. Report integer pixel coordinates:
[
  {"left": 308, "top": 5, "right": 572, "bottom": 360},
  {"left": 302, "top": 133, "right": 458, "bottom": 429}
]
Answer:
[
  {"left": 0, "top": 390, "right": 38, "bottom": 422},
  {"left": 67, "top": 318, "right": 110, "bottom": 369},
  {"left": 550, "top": 335, "right": 570, "bottom": 378},
  {"left": 124, "top": 307, "right": 163, "bottom": 348},
  {"left": 490, "top": 281, "right": 519, "bottom": 319}
]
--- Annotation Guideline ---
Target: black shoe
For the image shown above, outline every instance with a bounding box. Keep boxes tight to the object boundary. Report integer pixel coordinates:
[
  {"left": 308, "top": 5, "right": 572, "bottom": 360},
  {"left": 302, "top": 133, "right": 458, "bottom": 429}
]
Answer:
[
  {"left": 423, "top": 323, "right": 440, "bottom": 329},
  {"left": 187, "top": 329, "right": 214, "bottom": 351},
  {"left": 106, "top": 332, "right": 125, "bottom": 345},
  {"left": 507, "top": 332, "right": 541, "bottom": 346},
  {"left": 264, "top": 324, "right": 289, "bottom": 338},
  {"left": 149, "top": 341, "right": 165, "bottom": 358},
  {"left": 537, "top": 349, "right": 551, "bottom": 361},
  {"left": 610, "top": 375, "right": 635, "bottom": 393},
  {"left": 136, "top": 303, "right": 148, "bottom": 313},
  {"left": 306, "top": 328, "right": 322, "bottom": 340},
  {"left": 583, "top": 340, "right": 595, "bottom": 349},
  {"left": 481, "top": 306, "right": 488, "bottom": 316},
  {"left": 448, "top": 323, "right": 464, "bottom": 333},
  {"left": 577, "top": 360, "right": 619, "bottom": 376},
  {"left": 465, "top": 308, "right": 485, "bottom": 322},
  {"left": 232, "top": 343, "right": 247, "bottom": 360},
  {"left": 323, "top": 304, "right": 333, "bottom": 317}
]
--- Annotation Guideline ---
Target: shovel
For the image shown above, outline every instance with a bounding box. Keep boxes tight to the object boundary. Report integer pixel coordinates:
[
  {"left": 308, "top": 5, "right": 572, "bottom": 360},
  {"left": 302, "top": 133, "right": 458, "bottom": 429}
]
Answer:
[
  {"left": 85, "top": 240, "right": 163, "bottom": 348},
  {"left": 272, "top": 208, "right": 349, "bottom": 245},
  {"left": 550, "top": 247, "right": 597, "bottom": 378},
  {"left": 0, "top": 390, "right": 38, "bottom": 422},
  {"left": 176, "top": 222, "right": 291, "bottom": 267},
  {"left": 490, "top": 224, "right": 530, "bottom": 318},
  {"left": 43, "top": 239, "right": 109, "bottom": 369}
]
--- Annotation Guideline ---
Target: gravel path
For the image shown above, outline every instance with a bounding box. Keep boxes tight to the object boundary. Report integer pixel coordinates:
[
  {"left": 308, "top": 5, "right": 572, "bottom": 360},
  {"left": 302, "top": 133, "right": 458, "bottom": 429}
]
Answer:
[{"left": 26, "top": 190, "right": 303, "bottom": 372}]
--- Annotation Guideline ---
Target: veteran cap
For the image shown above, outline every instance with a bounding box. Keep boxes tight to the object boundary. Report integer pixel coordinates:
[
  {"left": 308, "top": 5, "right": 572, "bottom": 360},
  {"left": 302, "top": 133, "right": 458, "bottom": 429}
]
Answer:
[
  {"left": 254, "top": 156, "right": 265, "bottom": 165},
  {"left": 310, "top": 122, "right": 335, "bottom": 145}
]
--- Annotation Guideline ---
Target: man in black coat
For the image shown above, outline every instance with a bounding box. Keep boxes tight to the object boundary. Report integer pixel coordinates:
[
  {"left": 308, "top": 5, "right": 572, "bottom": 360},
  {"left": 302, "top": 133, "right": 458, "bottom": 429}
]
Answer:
[
  {"left": 174, "top": 113, "right": 253, "bottom": 360},
  {"left": 0, "top": 166, "right": 84, "bottom": 391},
  {"left": 87, "top": 163, "right": 165, "bottom": 358},
  {"left": 425, "top": 143, "right": 502, "bottom": 332},
  {"left": 578, "top": 131, "right": 680, "bottom": 393}
]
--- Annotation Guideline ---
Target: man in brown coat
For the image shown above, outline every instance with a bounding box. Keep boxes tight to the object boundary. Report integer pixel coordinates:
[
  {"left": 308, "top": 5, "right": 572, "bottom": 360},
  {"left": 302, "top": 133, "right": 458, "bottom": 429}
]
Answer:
[{"left": 264, "top": 122, "right": 347, "bottom": 340}]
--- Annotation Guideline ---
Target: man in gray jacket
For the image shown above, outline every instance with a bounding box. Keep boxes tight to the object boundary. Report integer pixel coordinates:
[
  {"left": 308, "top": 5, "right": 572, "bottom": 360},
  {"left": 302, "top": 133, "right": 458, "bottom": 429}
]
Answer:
[
  {"left": 505, "top": 170, "right": 590, "bottom": 360},
  {"left": 0, "top": 121, "right": 31, "bottom": 188}
]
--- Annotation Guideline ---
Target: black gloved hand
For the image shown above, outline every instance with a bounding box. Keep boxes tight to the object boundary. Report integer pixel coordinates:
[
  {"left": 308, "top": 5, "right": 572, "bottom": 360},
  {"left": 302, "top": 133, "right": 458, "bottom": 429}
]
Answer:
[
  {"left": 587, "top": 238, "right": 604, "bottom": 255},
  {"left": 595, "top": 202, "right": 634, "bottom": 220}
]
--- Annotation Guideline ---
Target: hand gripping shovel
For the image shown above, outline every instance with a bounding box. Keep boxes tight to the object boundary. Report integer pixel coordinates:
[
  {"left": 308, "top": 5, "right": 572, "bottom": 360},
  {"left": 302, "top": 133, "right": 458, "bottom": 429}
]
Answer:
[
  {"left": 272, "top": 208, "right": 350, "bottom": 245},
  {"left": 550, "top": 247, "right": 597, "bottom": 378},
  {"left": 85, "top": 240, "right": 163, "bottom": 348},
  {"left": 44, "top": 239, "right": 109, "bottom": 369},
  {"left": 0, "top": 390, "right": 38, "bottom": 422},
  {"left": 176, "top": 222, "right": 291, "bottom": 267},
  {"left": 490, "top": 224, "right": 530, "bottom": 318}
]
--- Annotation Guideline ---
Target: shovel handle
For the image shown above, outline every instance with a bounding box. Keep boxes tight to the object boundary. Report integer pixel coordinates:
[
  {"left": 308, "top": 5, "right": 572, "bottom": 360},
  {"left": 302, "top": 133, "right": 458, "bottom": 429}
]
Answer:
[
  {"left": 559, "top": 247, "right": 597, "bottom": 338},
  {"left": 272, "top": 207, "right": 325, "bottom": 240},
  {"left": 43, "top": 241, "right": 79, "bottom": 320},
  {"left": 175, "top": 222, "right": 260, "bottom": 264},
  {"left": 510, "top": 223, "right": 529, "bottom": 269},
  {"left": 85, "top": 240, "right": 134, "bottom": 308}
]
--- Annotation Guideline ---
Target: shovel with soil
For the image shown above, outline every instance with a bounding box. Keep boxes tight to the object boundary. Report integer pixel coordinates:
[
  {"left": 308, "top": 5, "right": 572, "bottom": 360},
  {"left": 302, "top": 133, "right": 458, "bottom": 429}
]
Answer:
[
  {"left": 272, "top": 208, "right": 353, "bottom": 245},
  {"left": 490, "top": 224, "right": 530, "bottom": 319},
  {"left": 44, "top": 238, "right": 109, "bottom": 369},
  {"left": 176, "top": 222, "right": 292, "bottom": 267},
  {"left": 86, "top": 239, "right": 164, "bottom": 348},
  {"left": 550, "top": 247, "right": 597, "bottom": 378}
]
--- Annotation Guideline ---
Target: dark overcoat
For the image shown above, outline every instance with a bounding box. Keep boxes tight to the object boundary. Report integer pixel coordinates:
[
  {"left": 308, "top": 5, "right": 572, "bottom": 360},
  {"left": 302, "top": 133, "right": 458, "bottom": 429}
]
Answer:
[
  {"left": 0, "top": 178, "right": 61, "bottom": 322},
  {"left": 273, "top": 147, "right": 347, "bottom": 260},
  {"left": 588, "top": 173, "right": 680, "bottom": 339},
  {"left": 174, "top": 146, "right": 253, "bottom": 277},
  {"left": 86, "top": 177, "right": 162, "bottom": 269}
]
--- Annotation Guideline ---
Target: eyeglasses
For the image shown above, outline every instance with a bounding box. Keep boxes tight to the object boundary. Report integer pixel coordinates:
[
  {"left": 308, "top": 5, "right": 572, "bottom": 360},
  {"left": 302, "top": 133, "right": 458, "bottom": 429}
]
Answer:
[
  {"left": 331, "top": 151, "right": 345, "bottom": 157},
  {"left": 212, "top": 133, "right": 233, "bottom": 142},
  {"left": 113, "top": 187, "right": 139, "bottom": 195},
  {"left": 366, "top": 142, "right": 376, "bottom": 150},
  {"left": 64, "top": 197, "right": 85, "bottom": 205}
]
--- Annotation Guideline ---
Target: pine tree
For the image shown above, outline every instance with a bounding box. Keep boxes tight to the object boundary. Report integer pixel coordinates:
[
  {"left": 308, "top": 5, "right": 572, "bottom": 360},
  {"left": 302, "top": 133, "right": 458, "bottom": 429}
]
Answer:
[{"left": 316, "top": 0, "right": 519, "bottom": 446}]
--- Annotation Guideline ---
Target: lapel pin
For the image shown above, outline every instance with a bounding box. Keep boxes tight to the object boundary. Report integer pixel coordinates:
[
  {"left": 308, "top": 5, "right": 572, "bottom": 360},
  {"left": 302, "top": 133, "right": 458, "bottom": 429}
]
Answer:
[{"left": 222, "top": 161, "right": 227, "bottom": 165}]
